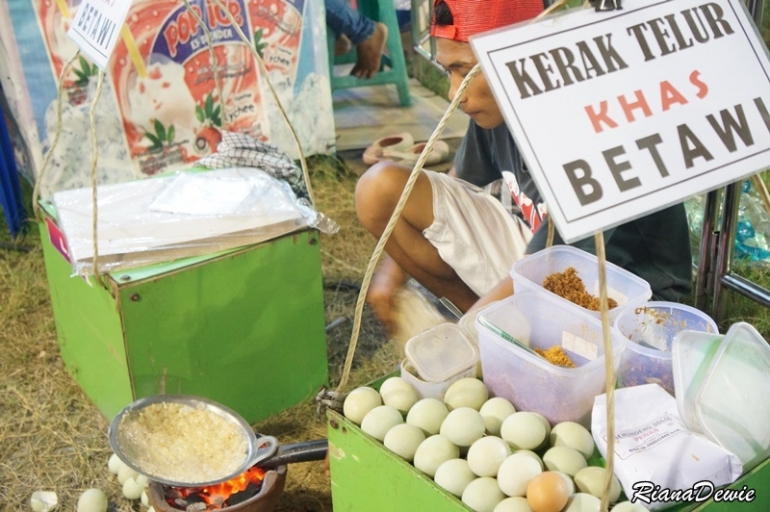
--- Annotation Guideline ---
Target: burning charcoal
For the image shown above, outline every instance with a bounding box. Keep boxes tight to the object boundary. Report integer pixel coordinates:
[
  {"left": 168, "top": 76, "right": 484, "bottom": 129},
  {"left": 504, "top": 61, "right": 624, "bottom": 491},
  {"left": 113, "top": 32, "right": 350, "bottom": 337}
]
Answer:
[
  {"left": 185, "top": 504, "right": 207, "bottom": 512},
  {"left": 175, "top": 492, "right": 206, "bottom": 509},
  {"left": 227, "top": 482, "right": 262, "bottom": 506}
]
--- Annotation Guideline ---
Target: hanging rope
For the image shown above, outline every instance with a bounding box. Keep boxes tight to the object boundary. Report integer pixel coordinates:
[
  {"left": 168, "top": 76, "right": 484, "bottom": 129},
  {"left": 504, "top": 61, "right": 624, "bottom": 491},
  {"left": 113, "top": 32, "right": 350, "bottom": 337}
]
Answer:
[
  {"left": 182, "top": 0, "right": 227, "bottom": 123},
  {"left": 595, "top": 231, "right": 616, "bottom": 512},
  {"left": 89, "top": 71, "right": 106, "bottom": 286},
  {"left": 209, "top": 0, "right": 316, "bottom": 206},
  {"left": 334, "top": 63, "right": 482, "bottom": 392},
  {"left": 32, "top": 50, "right": 81, "bottom": 222}
]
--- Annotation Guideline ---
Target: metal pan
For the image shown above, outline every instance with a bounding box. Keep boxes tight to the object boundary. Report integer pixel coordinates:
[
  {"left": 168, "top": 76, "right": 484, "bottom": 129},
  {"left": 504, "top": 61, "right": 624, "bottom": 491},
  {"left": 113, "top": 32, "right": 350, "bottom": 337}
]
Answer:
[{"left": 109, "top": 395, "right": 279, "bottom": 488}]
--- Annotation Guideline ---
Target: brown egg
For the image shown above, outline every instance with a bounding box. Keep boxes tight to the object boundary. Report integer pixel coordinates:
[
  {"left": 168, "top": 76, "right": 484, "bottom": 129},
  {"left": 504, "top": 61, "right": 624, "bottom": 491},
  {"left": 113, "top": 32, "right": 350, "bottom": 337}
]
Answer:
[{"left": 526, "top": 471, "right": 570, "bottom": 512}]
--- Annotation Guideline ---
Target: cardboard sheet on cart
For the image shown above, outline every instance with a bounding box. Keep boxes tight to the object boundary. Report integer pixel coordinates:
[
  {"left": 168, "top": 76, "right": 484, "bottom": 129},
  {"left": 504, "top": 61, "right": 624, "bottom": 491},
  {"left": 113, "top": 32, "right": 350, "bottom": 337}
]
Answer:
[{"left": 52, "top": 168, "right": 308, "bottom": 276}]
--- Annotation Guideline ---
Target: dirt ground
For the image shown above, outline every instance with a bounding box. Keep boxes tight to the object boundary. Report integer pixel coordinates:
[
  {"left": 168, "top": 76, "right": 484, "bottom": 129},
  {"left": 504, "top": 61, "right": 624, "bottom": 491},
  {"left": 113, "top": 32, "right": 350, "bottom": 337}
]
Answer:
[{"left": 0, "top": 150, "right": 435, "bottom": 512}]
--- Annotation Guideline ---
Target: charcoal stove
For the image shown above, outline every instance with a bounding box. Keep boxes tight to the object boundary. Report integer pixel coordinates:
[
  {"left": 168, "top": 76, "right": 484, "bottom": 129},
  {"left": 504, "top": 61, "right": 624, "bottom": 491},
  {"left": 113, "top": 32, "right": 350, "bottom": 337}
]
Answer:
[{"left": 147, "top": 465, "right": 287, "bottom": 512}]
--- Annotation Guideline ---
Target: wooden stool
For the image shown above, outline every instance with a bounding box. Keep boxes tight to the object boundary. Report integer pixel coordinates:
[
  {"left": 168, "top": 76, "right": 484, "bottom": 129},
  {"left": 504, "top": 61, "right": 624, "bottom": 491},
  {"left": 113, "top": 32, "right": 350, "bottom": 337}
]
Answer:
[{"left": 326, "top": 0, "right": 412, "bottom": 106}]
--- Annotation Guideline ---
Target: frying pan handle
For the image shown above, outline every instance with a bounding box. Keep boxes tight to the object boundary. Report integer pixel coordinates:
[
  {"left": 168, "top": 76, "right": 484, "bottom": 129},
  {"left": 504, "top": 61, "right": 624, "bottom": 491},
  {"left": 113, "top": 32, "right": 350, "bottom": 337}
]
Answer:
[{"left": 258, "top": 439, "right": 328, "bottom": 468}]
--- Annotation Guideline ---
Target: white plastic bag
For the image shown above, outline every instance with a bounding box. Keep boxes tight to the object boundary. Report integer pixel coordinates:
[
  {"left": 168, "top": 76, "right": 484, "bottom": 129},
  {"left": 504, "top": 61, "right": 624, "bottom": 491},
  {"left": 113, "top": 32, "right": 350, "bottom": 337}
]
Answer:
[{"left": 592, "top": 384, "right": 742, "bottom": 510}]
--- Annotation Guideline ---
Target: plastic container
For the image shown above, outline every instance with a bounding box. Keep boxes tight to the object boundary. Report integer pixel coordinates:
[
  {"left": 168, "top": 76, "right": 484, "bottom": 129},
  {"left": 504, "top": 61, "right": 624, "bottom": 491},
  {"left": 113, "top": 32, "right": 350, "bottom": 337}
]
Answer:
[
  {"left": 400, "top": 359, "right": 475, "bottom": 401},
  {"left": 614, "top": 302, "right": 719, "bottom": 395},
  {"left": 693, "top": 322, "right": 770, "bottom": 472},
  {"left": 401, "top": 323, "right": 478, "bottom": 400},
  {"left": 475, "top": 291, "right": 626, "bottom": 428},
  {"left": 510, "top": 245, "right": 652, "bottom": 322},
  {"left": 672, "top": 330, "right": 725, "bottom": 428}
]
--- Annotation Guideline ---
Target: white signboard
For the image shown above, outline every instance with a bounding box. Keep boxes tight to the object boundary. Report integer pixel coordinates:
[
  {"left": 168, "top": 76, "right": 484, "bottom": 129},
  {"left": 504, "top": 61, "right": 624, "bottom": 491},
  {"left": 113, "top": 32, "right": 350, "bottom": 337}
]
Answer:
[
  {"left": 472, "top": 0, "right": 770, "bottom": 243},
  {"left": 67, "top": 0, "right": 133, "bottom": 70}
]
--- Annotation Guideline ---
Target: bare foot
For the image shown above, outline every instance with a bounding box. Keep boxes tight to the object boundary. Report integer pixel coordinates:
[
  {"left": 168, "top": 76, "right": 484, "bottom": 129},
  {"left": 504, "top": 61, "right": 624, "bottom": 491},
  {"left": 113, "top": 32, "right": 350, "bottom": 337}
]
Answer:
[
  {"left": 334, "top": 34, "right": 351, "bottom": 56},
  {"left": 352, "top": 22, "right": 388, "bottom": 79}
]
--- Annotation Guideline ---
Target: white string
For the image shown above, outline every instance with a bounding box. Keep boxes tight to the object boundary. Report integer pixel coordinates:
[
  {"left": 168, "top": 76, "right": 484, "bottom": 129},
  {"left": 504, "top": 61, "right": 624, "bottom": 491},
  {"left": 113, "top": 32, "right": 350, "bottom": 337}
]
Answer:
[
  {"left": 32, "top": 50, "right": 81, "bottom": 222},
  {"left": 209, "top": 0, "right": 316, "bottom": 206},
  {"left": 89, "top": 71, "right": 105, "bottom": 284},
  {"left": 182, "top": 0, "right": 227, "bottom": 125},
  {"left": 334, "top": 63, "right": 482, "bottom": 392}
]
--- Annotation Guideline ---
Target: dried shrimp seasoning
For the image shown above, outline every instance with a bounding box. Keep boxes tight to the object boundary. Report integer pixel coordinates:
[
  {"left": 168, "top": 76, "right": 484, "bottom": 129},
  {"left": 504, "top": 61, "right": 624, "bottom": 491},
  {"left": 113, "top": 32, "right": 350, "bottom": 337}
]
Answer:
[
  {"left": 535, "top": 346, "right": 576, "bottom": 368},
  {"left": 543, "top": 267, "right": 618, "bottom": 311}
]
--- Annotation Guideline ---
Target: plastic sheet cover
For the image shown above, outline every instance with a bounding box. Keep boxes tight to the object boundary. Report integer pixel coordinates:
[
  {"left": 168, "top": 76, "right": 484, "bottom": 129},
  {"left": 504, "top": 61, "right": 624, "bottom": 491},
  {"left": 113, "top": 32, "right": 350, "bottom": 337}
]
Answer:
[{"left": 52, "top": 167, "right": 326, "bottom": 276}]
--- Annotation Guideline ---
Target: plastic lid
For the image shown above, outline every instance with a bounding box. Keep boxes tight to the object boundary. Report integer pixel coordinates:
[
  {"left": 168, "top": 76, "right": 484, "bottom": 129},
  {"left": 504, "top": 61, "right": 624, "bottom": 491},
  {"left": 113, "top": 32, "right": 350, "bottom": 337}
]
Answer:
[
  {"left": 694, "top": 322, "right": 770, "bottom": 471},
  {"left": 671, "top": 330, "right": 724, "bottom": 429},
  {"left": 405, "top": 323, "right": 478, "bottom": 383}
]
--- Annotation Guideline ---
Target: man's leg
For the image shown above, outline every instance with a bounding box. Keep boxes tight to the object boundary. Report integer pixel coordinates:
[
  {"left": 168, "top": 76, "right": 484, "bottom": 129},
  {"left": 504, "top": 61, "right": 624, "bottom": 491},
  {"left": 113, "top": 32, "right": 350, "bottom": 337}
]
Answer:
[
  {"left": 356, "top": 162, "right": 481, "bottom": 313},
  {"left": 325, "top": 0, "right": 388, "bottom": 79}
]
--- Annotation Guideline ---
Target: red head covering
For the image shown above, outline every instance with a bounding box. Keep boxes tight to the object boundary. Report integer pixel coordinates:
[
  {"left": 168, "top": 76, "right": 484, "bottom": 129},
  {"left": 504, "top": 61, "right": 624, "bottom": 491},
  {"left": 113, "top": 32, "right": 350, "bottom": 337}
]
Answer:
[{"left": 430, "top": 0, "right": 544, "bottom": 42}]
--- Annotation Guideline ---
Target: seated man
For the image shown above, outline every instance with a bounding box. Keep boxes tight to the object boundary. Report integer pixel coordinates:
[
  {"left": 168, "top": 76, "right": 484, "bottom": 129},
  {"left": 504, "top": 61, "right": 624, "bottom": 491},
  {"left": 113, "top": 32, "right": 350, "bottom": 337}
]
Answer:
[
  {"left": 326, "top": 0, "right": 389, "bottom": 79},
  {"left": 355, "top": 0, "right": 692, "bottom": 333}
]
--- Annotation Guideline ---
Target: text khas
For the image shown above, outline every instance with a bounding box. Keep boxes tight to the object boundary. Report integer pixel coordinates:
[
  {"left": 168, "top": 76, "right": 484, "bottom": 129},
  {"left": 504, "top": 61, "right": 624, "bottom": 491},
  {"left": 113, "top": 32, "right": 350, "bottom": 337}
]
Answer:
[{"left": 505, "top": 2, "right": 769, "bottom": 207}]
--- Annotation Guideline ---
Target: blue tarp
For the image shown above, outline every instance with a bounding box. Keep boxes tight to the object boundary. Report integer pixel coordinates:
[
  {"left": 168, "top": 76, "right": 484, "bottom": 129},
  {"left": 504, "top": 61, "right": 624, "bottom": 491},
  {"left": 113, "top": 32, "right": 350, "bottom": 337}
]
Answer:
[{"left": 0, "top": 95, "right": 25, "bottom": 238}]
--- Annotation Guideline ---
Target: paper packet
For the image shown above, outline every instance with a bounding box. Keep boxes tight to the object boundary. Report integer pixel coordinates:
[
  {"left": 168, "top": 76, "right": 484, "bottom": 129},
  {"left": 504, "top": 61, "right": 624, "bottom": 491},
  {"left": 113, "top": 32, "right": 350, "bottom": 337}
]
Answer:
[{"left": 592, "top": 384, "right": 742, "bottom": 510}]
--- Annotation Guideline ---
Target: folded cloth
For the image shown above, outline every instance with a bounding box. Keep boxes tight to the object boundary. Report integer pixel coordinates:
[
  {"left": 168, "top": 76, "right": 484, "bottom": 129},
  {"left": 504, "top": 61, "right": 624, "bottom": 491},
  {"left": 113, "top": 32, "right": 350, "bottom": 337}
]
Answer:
[{"left": 197, "top": 131, "right": 309, "bottom": 201}]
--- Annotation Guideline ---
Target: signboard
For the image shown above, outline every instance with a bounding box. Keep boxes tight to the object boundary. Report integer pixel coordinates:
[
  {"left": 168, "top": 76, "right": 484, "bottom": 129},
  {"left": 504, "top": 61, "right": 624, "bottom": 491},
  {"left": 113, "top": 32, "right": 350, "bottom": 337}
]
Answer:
[
  {"left": 67, "top": 0, "right": 133, "bottom": 69},
  {"left": 472, "top": 0, "right": 770, "bottom": 243}
]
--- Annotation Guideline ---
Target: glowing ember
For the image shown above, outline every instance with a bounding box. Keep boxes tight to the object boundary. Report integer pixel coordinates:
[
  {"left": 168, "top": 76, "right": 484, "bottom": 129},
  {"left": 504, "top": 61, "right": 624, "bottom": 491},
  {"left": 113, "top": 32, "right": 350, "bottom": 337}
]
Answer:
[{"left": 166, "top": 466, "right": 266, "bottom": 510}]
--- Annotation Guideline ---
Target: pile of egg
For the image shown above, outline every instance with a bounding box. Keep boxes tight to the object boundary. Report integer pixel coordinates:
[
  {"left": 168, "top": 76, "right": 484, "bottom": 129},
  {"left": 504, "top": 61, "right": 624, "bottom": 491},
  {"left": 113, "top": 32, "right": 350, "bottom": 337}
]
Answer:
[{"left": 343, "top": 377, "right": 648, "bottom": 512}]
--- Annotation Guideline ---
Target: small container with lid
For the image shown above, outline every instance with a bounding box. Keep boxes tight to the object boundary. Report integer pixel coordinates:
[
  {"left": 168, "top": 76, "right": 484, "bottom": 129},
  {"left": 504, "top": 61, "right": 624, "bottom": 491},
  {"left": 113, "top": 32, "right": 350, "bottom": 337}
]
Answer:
[
  {"left": 691, "top": 322, "right": 770, "bottom": 472},
  {"left": 672, "top": 329, "right": 724, "bottom": 428},
  {"left": 401, "top": 323, "right": 478, "bottom": 400}
]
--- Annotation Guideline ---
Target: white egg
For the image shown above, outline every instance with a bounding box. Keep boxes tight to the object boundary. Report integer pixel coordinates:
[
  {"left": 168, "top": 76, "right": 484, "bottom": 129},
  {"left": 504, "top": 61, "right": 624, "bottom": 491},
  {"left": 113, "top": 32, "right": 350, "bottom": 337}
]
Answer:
[
  {"left": 462, "top": 477, "right": 506, "bottom": 512},
  {"left": 107, "top": 453, "right": 125, "bottom": 474},
  {"left": 360, "top": 405, "right": 404, "bottom": 441},
  {"left": 512, "top": 450, "right": 544, "bottom": 470},
  {"left": 573, "top": 466, "right": 621, "bottom": 503},
  {"left": 379, "top": 377, "right": 419, "bottom": 414},
  {"left": 543, "top": 446, "right": 588, "bottom": 477},
  {"left": 554, "top": 470, "right": 576, "bottom": 496},
  {"left": 413, "top": 434, "right": 460, "bottom": 477},
  {"left": 494, "top": 497, "right": 534, "bottom": 512},
  {"left": 434, "top": 458, "right": 476, "bottom": 497},
  {"left": 497, "top": 452, "right": 542, "bottom": 497},
  {"left": 444, "top": 378, "right": 489, "bottom": 411},
  {"left": 383, "top": 423, "right": 426, "bottom": 461},
  {"left": 343, "top": 386, "right": 383, "bottom": 425},
  {"left": 407, "top": 398, "right": 449, "bottom": 435},
  {"left": 117, "top": 464, "right": 139, "bottom": 485},
  {"left": 440, "top": 407, "right": 486, "bottom": 447},
  {"left": 529, "top": 411, "right": 552, "bottom": 438},
  {"left": 478, "top": 397, "right": 516, "bottom": 436},
  {"left": 135, "top": 474, "right": 149, "bottom": 487},
  {"left": 30, "top": 491, "right": 58, "bottom": 512},
  {"left": 467, "top": 436, "right": 511, "bottom": 477},
  {"left": 550, "top": 421, "right": 595, "bottom": 459},
  {"left": 500, "top": 412, "right": 547, "bottom": 451},
  {"left": 141, "top": 490, "right": 149, "bottom": 507},
  {"left": 122, "top": 477, "right": 144, "bottom": 500},
  {"left": 563, "top": 492, "right": 601, "bottom": 512},
  {"left": 611, "top": 501, "right": 650, "bottom": 512},
  {"left": 76, "top": 488, "right": 108, "bottom": 512}
]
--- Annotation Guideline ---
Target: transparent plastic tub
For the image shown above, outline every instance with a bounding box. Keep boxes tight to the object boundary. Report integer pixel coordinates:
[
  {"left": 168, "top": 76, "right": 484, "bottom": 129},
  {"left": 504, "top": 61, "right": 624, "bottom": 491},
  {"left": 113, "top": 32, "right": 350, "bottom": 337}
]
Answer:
[
  {"left": 614, "top": 302, "right": 719, "bottom": 395},
  {"left": 694, "top": 322, "right": 770, "bottom": 472},
  {"left": 510, "top": 245, "right": 652, "bottom": 322},
  {"left": 672, "top": 330, "right": 724, "bottom": 428},
  {"left": 475, "top": 291, "right": 626, "bottom": 428}
]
